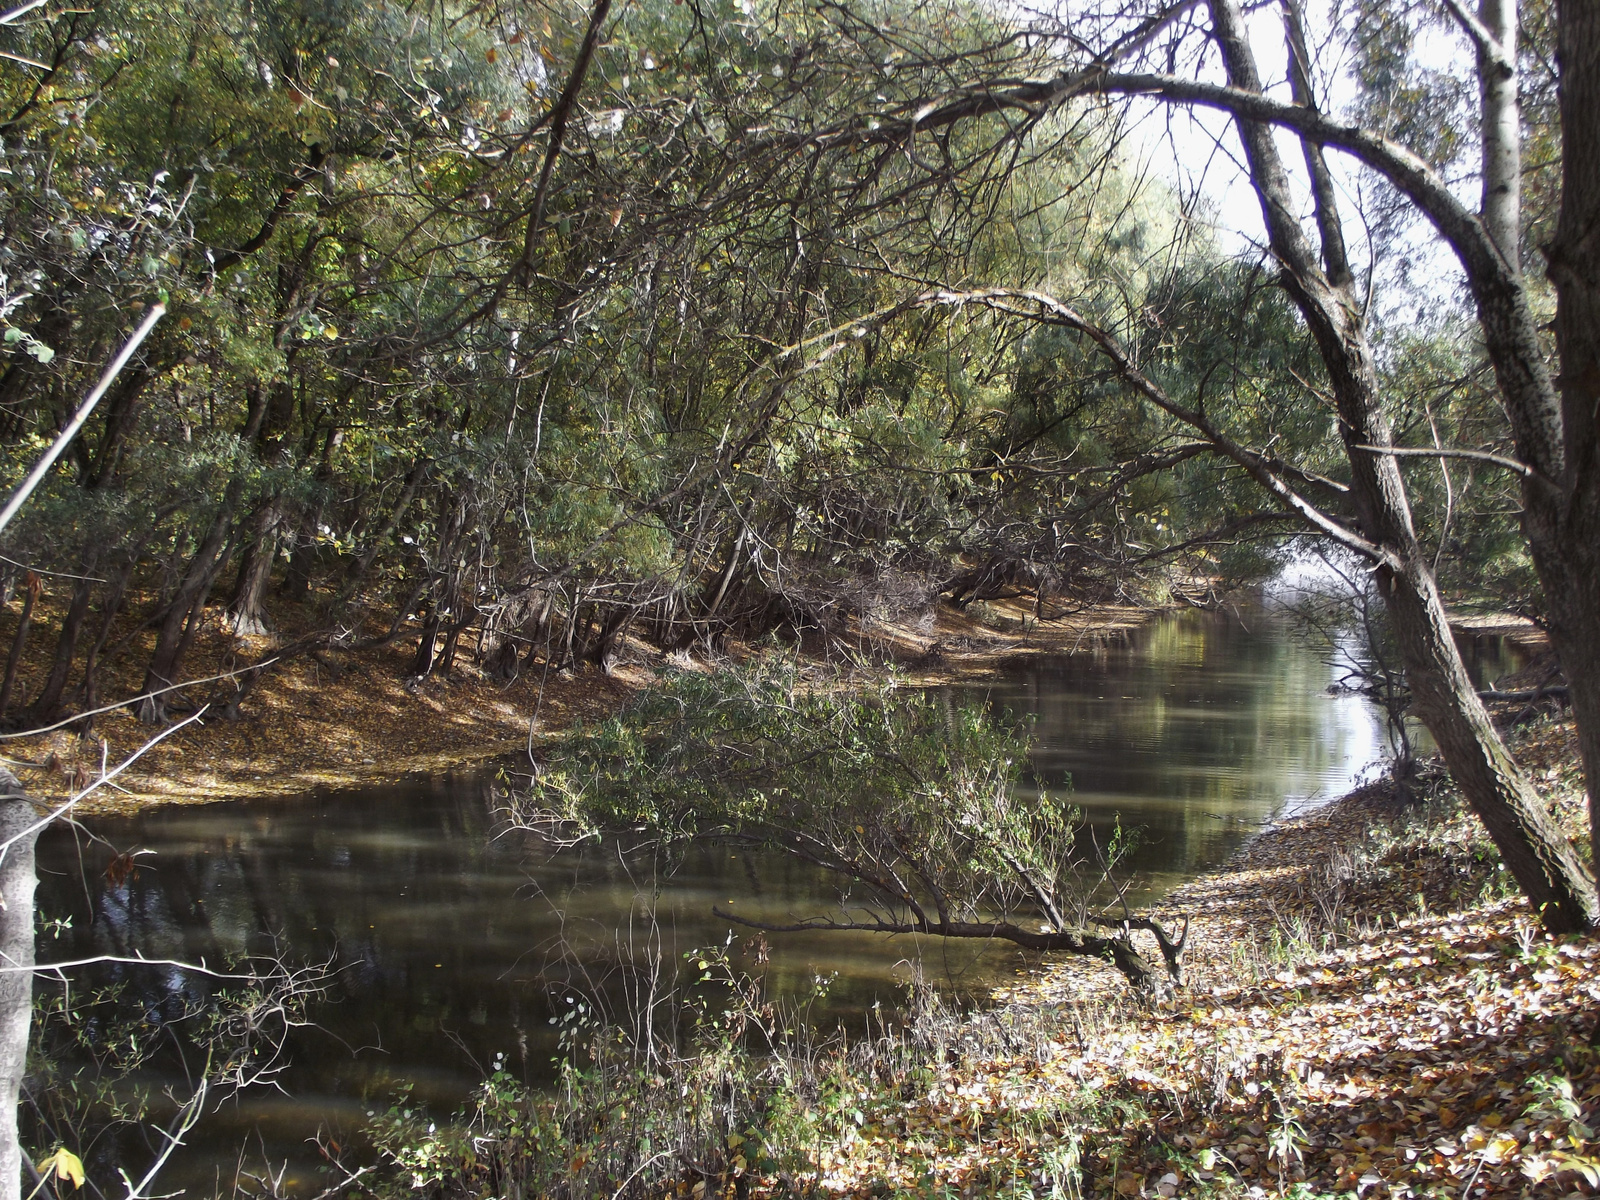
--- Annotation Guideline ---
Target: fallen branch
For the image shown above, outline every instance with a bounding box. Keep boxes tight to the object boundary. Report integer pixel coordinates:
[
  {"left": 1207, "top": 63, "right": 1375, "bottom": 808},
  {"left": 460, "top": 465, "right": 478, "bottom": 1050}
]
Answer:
[{"left": 710, "top": 906, "right": 1182, "bottom": 994}]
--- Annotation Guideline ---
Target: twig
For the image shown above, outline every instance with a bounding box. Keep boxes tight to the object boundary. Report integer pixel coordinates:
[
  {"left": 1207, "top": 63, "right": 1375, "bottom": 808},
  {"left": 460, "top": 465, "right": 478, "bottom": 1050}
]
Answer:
[
  {"left": 0, "top": 553, "right": 106, "bottom": 582},
  {"left": 0, "top": 707, "right": 207, "bottom": 864},
  {"left": 6, "top": 953, "right": 292, "bottom": 979}
]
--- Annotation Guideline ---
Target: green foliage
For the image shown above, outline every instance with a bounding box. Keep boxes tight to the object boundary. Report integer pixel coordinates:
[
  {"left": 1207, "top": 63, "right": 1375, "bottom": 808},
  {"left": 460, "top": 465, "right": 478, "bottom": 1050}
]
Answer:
[{"left": 515, "top": 660, "right": 1096, "bottom": 932}]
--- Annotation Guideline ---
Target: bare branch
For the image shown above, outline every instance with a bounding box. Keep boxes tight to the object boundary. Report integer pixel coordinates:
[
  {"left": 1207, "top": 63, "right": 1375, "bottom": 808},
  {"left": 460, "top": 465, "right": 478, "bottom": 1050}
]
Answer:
[
  {"left": 0, "top": 0, "right": 49, "bottom": 25},
  {"left": 0, "top": 660, "right": 278, "bottom": 740},
  {"left": 1353, "top": 443, "right": 1553, "bottom": 486},
  {"left": 1434, "top": 0, "right": 1515, "bottom": 75},
  {"left": 0, "top": 304, "right": 165, "bottom": 536},
  {"left": 0, "top": 707, "right": 207, "bottom": 866}
]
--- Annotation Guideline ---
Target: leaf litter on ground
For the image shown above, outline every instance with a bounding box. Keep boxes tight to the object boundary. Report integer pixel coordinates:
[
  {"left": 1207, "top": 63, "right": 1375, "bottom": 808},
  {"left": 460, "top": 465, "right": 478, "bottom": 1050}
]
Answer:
[{"left": 725, "top": 718, "right": 1598, "bottom": 1200}]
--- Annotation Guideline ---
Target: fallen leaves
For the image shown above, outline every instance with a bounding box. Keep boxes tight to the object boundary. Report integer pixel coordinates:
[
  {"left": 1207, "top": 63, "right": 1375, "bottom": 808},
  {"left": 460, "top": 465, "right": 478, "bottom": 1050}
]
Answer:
[{"left": 740, "top": 734, "right": 1599, "bottom": 1199}]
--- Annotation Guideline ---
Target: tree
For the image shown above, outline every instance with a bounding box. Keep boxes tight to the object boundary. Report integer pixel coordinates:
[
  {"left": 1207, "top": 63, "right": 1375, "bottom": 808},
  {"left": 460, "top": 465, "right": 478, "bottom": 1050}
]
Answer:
[
  {"left": 1197, "top": 0, "right": 1594, "bottom": 930},
  {"left": 512, "top": 662, "right": 1189, "bottom": 993},
  {"left": 1078, "top": 0, "right": 1600, "bottom": 911},
  {"left": 740, "top": 0, "right": 1600, "bottom": 929},
  {"left": 1546, "top": 0, "right": 1600, "bottom": 921},
  {"left": 0, "top": 771, "right": 37, "bottom": 1200}
]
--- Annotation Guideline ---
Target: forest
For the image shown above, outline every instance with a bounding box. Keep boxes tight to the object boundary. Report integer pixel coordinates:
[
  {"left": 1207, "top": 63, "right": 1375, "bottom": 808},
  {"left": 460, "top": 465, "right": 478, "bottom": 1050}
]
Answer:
[{"left": 2, "top": 0, "right": 1600, "bottom": 1190}]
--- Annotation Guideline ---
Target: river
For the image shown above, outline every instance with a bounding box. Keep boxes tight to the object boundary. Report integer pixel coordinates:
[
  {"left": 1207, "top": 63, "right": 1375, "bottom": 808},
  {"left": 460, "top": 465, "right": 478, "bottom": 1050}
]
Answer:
[{"left": 30, "top": 606, "right": 1518, "bottom": 1191}]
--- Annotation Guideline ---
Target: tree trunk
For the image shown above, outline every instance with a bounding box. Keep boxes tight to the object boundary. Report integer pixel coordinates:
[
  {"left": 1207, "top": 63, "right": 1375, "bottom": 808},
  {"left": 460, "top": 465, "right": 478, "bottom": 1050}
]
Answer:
[
  {"left": 411, "top": 607, "right": 444, "bottom": 677},
  {"left": 521, "top": 590, "right": 558, "bottom": 670},
  {"left": 1548, "top": 0, "right": 1600, "bottom": 897},
  {"left": 0, "top": 769, "right": 38, "bottom": 1200},
  {"left": 437, "top": 603, "right": 475, "bottom": 675},
  {"left": 343, "top": 457, "right": 427, "bottom": 597},
  {"left": 227, "top": 497, "right": 282, "bottom": 636},
  {"left": 0, "top": 575, "right": 39, "bottom": 721},
  {"left": 73, "top": 551, "right": 138, "bottom": 733},
  {"left": 173, "top": 536, "right": 236, "bottom": 673},
  {"left": 21, "top": 549, "right": 101, "bottom": 726},
  {"left": 592, "top": 605, "right": 635, "bottom": 674},
  {"left": 1213, "top": 0, "right": 1597, "bottom": 930},
  {"left": 277, "top": 426, "right": 343, "bottom": 604},
  {"left": 138, "top": 385, "right": 273, "bottom": 722},
  {"left": 138, "top": 501, "right": 238, "bottom": 722}
]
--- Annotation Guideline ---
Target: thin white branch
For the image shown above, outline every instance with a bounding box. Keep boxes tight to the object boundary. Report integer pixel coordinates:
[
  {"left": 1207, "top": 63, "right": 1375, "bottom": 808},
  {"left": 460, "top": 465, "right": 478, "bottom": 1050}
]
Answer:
[
  {"left": 0, "top": 47, "right": 49, "bottom": 68},
  {"left": 4, "top": 954, "right": 279, "bottom": 979},
  {"left": 0, "top": 660, "right": 277, "bottom": 740},
  {"left": 0, "top": 707, "right": 207, "bottom": 869},
  {"left": 0, "top": 0, "right": 48, "bottom": 24},
  {"left": 1435, "top": 0, "right": 1514, "bottom": 74},
  {"left": 0, "top": 304, "right": 164, "bottom": 535},
  {"left": 1353, "top": 443, "right": 1546, "bottom": 482}
]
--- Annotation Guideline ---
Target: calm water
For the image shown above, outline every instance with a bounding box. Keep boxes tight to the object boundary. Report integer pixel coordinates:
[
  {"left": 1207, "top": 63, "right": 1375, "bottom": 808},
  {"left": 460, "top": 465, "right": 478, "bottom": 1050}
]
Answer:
[
  {"left": 946, "top": 609, "right": 1390, "bottom": 896},
  {"left": 33, "top": 608, "right": 1398, "bottom": 1191}
]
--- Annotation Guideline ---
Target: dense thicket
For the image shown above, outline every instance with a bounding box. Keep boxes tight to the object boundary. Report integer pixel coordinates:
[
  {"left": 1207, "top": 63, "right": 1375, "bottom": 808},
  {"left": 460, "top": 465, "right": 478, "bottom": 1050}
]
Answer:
[
  {"left": 0, "top": 0, "right": 1188, "bottom": 717},
  {"left": 0, "top": 0, "right": 1512, "bottom": 706}
]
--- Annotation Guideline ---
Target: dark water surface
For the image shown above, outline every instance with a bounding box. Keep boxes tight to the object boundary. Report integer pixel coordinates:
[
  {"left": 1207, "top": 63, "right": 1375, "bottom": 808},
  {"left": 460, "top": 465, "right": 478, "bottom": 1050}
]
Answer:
[{"left": 34, "top": 608, "right": 1398, "bottom": 1190}]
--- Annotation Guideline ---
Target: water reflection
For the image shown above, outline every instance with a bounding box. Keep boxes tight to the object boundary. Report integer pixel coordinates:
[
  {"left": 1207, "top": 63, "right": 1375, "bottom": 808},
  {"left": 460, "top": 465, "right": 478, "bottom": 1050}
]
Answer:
[
  {"left": 33, "top": 607, "right": 1390, "bottom": 1190},
  {"left": 947, "top": 608, "right": 1386, "bottom": 898},
  {"left": 36, "top": 786, "right": 1013, "bottom": 1192}
]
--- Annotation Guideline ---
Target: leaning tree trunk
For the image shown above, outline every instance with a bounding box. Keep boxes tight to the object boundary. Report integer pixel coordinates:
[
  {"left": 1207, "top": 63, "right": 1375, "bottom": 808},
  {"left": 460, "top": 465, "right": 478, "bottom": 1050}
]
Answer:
[
  {"left": 1213, "top": 0, "right": 1597, "bottom": 931},
  {"left": 0, "top": 769, "right": 38, "bottom": 1200},
  {"left": 138, "top": 499, "right": 238, "bottom": 723}
]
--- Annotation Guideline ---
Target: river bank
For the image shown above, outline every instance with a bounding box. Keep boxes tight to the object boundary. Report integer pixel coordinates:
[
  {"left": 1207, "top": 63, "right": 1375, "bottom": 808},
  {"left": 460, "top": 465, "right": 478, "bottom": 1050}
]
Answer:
[
  {"left": 766, "top": 715, "right": 1599, "bottom": 1199},
  {"left": 12, "top": 584, "right": 1593, "bottom": 1196},
  {"left": 6, "top": 581, "right": 1549, "bottom": 815},
  {"left": 352, "top": 714, "right": 1597, "bottom": 1200},
  {"left": 3, "top": 590, "right": 1158, "bottom": 813}
]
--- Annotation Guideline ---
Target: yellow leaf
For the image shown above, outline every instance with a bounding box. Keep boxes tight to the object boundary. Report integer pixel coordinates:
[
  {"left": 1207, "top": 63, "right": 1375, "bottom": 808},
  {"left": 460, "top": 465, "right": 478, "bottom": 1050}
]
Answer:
[
  {"left": 1480, "top": 1135, "right": 1518, "bottom": 1164},
  {"left": 322, "top": 324, "right": 338, "bottom": 340},
  {"left": 37, "top": 1148, "right": 86, "bottom": 1189}
]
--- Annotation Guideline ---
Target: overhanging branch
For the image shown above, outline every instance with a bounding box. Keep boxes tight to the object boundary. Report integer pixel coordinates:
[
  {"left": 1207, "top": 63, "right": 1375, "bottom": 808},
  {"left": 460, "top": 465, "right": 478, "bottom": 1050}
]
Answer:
[{"left": 1353, "top": 443, "right": 1554, "bottom": 490}]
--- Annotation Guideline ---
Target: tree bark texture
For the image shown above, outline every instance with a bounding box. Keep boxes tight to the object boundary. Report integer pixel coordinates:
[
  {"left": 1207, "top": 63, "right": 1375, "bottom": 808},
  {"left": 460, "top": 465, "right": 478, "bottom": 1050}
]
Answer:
[
  {"left": 0, "top": 769, "right": 37, "bottom": 1200},
  {"left": 227, "top": 497, "right": 283, "bottom": 636},
  {"left": 1549, "top": 0, "right": 1600, "bottom": 893},
  {"left": 1211, "top": 0, "right": 1598, "bottom": 930}
]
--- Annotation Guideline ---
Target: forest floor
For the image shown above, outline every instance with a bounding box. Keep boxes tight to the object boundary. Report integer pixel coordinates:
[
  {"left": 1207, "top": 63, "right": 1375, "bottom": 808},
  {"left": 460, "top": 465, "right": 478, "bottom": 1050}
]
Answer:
[
  {"left": 2, "top": 587, "right": 1157, "bottom": 813},
  {"left": 753, "top": 715, "right": 1600, "bottom": 1200}
]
